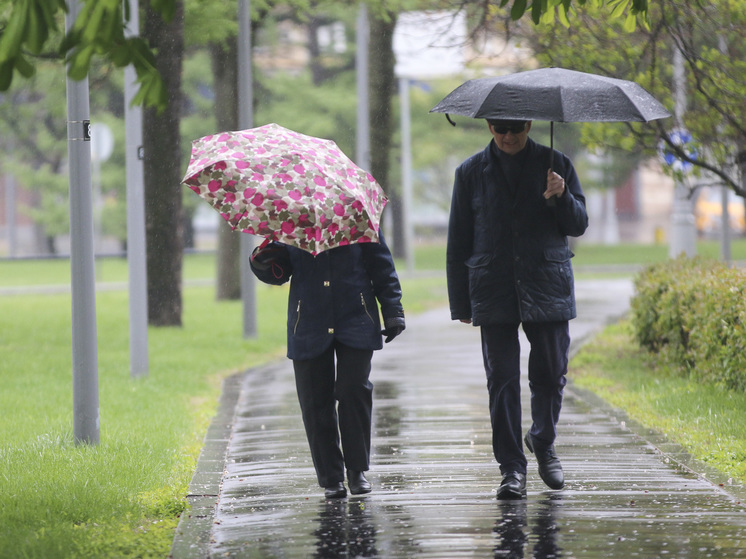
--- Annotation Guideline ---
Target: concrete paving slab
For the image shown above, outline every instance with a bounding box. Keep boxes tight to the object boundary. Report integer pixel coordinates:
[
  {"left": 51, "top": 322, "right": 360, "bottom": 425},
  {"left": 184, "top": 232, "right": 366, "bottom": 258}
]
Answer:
[{"left": 171, "top": 278, "right": 746, "bottom": 558}]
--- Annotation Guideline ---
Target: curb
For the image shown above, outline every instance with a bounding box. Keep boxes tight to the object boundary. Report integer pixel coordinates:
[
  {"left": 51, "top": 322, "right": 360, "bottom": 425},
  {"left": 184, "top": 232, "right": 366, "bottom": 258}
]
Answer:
[{"left": 169, "top": 373, "right": 243, "bottom": 558}]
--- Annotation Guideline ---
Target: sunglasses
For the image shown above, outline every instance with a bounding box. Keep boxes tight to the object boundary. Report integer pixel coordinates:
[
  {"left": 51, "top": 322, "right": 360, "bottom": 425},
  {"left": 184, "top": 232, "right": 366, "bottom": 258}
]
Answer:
[{"left": 490, "top": 123, "right": 527, "bottom": 134}]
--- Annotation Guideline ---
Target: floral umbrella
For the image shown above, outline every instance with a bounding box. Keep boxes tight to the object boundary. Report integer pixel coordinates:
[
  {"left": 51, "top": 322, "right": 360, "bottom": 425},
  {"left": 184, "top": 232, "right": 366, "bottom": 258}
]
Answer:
[{"left": 181, "top": 123, "right": 388, "bottom": 255}]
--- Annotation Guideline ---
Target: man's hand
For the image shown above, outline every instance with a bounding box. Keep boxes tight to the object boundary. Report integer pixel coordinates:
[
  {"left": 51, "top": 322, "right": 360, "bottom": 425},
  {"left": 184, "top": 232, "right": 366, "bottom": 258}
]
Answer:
[
  {"left": 459, "top": 319, "right": 472, "bottom": 324},
  {"left": 544, "top": 169, "right": 566, "bottom": 200}
]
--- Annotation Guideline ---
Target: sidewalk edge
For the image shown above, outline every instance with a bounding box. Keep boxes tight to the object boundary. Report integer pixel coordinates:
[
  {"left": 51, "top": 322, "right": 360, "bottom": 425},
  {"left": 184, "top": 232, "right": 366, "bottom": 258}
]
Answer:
[{"left": 169, "top": 372, "right": 244, "bottom": 558}]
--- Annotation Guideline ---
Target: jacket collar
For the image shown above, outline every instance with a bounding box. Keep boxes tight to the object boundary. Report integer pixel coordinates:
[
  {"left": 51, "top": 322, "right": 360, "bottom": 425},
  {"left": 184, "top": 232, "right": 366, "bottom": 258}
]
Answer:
[{"left": 483, "top": 137, "right": 537, "bottom": 173}]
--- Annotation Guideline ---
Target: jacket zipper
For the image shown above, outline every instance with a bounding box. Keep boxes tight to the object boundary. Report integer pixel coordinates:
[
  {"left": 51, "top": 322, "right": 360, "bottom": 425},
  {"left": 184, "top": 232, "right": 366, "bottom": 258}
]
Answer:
[
  {"left": 360, "top": 293, "right": 375, "bottom": 324},
  {"left": 293, "top": 300, "right": 301, "bottom": 334}
]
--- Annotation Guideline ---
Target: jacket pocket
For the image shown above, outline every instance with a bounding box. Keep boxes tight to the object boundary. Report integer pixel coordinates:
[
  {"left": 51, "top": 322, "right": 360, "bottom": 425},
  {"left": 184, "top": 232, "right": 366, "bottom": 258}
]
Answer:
[
  {"left": 360, "top": 293, "right": 376, "bottom": 325},
  {"left": 465, "top": 253, "right": 492, "bottom": 269},
  {"left": 543, "top": 246, "right": 573, "bottom": 263},
  {"left": 543, "top": 247, "right": 574, "bottom": 296},
  {"left": 464, "top": 253, "right": 493, "bottom": 305}
]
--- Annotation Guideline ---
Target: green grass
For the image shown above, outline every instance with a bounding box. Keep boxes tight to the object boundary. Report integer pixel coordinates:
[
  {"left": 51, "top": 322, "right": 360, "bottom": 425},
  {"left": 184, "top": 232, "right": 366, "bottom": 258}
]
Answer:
[
  {"left": 0, "top": 283, "right": 290, "bottom": 558},
  {"left": 570, "top": 320, "right": 746, "bottom": 484},
  {"left": 571, "top": 238, "right": 746, "bottom": 266},
  {"left": 403, "top": 237, "right": 746, "bottom": 272},
  {"left": 0, "top": 252, "right": 217, "bottom": 287}
]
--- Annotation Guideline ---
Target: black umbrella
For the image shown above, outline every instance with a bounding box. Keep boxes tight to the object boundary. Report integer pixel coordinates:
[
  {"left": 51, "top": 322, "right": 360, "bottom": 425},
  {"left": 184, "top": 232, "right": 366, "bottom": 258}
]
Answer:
[{"left": 431, "top": 67, "right": 671, "bottom": 169}]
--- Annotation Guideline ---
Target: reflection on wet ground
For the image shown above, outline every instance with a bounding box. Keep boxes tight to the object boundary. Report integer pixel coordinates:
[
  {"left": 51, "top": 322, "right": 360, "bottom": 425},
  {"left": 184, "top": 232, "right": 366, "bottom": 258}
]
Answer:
[
  {"left": 313, "top": 500, "right": 378, "bottom": 558},
  {"left": 179, "top": 280, "right": 746, "bottom": 558}
]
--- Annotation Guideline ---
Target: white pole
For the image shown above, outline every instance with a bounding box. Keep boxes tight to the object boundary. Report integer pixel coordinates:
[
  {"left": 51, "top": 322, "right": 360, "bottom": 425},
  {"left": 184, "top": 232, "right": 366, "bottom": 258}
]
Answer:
[
  {"left": 356, "top": 5, "right": 370, "bottom": 171},
  {"left": 124, "top": 0, "right": 149, "bottom": 377},
  {"left": 66, "top": 0, "right": 100, "bottom": 445},
  {"left": 717, "top": 36, "right": 731, "bottom": 264},
  {"left": 238, "top": 0, "right": 257, "bottom": 339},
  {"left": 4, "top": 139, "right": 17, "bottom": 257},
  {"left": 668, "top": 48, "right": 697, "bottom": 258},
  {"left": 399, "top": 77, "right": 414, "bottom": 272}
]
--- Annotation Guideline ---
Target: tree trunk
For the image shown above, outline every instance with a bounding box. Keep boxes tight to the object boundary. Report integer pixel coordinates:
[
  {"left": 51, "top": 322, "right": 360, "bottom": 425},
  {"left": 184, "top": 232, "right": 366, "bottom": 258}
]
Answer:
[
  {"left": 210, "top": 38, "right": 242, "bottom": 300},
  {"left": 142, "top": 0, "right": 185, "bottom": 326},
  {"left": 368, "top": 13, "right": 402, "bottom": 257}
]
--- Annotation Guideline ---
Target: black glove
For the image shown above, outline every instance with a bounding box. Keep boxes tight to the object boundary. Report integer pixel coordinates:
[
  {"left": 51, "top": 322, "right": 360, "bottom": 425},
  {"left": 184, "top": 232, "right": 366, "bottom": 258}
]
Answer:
[
  {"left": 250, "top": 241, "right": 291, "bottom": 285},
  {"left": 382, "top": 316, "right": 405, "bottom": 343}
]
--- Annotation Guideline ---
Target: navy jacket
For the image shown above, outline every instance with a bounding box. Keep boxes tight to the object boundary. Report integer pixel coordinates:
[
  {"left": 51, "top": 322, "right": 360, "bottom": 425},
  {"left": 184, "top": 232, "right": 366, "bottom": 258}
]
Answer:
[
  {"left": 251, "top": 234, "right": 404, "bottom": 360},
  {"left": 447, "top": 138, "right": 588, "bottom": 325}
]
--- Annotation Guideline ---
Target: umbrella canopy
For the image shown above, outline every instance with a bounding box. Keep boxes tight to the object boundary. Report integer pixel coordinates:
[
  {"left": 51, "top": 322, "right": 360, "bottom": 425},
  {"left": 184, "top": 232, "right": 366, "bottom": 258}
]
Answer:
[
  {"left": 182, "top": 123, "right": 388, "bottom": 255},
  {"left": 430, "top": 67, "right": 671, "bottom": 123}
]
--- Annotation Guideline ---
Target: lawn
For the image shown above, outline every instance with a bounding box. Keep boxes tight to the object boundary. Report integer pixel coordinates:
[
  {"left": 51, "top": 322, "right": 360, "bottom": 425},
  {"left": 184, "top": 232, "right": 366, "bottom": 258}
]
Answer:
[
  {"left": 571, "top": 320, "right": 746, "bottom": 485},
  {"left": 406, "top": 237, "right": 746, "bottom": 272}
]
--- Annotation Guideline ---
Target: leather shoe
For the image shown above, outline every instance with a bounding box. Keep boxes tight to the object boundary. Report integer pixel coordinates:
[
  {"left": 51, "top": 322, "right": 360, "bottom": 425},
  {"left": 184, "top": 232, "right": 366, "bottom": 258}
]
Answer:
[
  {"left": 497, "top": 471, "right": 526, "bottom": 500},
  {"left": 524, "top": 432, "right": 565, "bottom": 489},
  {"left": 324, "top": 482, "right": 347, "bottom": 499},
  {"left": 347, "top": 470, "right": 372, "bottom": 495}
]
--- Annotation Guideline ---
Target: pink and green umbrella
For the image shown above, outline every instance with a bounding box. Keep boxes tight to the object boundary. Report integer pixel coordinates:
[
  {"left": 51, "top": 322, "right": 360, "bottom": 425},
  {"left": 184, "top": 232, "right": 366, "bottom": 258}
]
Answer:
[{"left": 182, "top": 123, "right": 388, "bottom": 255}]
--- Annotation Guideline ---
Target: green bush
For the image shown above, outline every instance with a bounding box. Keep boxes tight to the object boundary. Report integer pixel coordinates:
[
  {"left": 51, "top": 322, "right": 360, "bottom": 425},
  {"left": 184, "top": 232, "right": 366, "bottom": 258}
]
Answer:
[{"left": 631, "top": 256, "right": 746, "bottom": 391}]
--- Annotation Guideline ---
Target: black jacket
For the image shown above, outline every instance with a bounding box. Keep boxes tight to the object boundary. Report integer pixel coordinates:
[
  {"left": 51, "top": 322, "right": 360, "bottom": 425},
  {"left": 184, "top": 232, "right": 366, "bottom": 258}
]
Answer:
[
  {"left": 446, "top": 138, "right": 588, "bottom": 325},
  {"left": 251, "top": 235, "right": 404, "bottom": 360}
]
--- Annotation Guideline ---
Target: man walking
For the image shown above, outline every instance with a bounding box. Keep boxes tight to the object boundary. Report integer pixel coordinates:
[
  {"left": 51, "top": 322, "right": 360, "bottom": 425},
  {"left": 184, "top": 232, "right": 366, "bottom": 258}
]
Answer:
[{"left": 446, "top": 119, "right": 588, "bottom": 499}]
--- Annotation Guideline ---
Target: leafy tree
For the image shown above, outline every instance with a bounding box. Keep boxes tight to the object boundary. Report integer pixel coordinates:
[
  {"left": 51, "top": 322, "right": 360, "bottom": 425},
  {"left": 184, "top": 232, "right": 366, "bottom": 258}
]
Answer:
[
  {"left": 524, "top": 0, "right": 746, "bottom": 198},
  {"left": 0, "top": 0, "right": 651, "bottom": 109},
  {"left": 0, "top": 0, "right": 172, "bottom": 107}
]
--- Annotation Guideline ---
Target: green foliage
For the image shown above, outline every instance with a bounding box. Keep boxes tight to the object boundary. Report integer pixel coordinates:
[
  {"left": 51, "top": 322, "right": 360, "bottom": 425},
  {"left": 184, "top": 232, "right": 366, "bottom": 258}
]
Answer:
[
  {"left": 572, "top": 320, "right": 746, "bottom": 484},
  {"left": 503, "top": 0, "right": 649, "bottom": 28},
  {"left": 631, "top": 256, "right": 746, "bottom": 391},
  {"left": 61, "top": 0, "right": 166, "bottom": 108},
  {"left": 528, "top": 0, "right": 746, "bottom": 195},
  {"left": 183, "top": 0, "right": 237, "bottom": 47},
  {"left": 0, "top": 0, "right": 65, "bottom": 88},
  {"left": 0, "top": 0, "right": 653, "bottom": 110},
  {"left": 0, "top": 0, "right": 168, "bottom": 108}
]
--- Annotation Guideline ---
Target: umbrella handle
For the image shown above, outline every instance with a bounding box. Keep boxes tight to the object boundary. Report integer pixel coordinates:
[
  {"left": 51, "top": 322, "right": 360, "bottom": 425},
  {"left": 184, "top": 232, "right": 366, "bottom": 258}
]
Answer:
[{"left": 446, "top": 114, "right": 456, "bottom": 127}]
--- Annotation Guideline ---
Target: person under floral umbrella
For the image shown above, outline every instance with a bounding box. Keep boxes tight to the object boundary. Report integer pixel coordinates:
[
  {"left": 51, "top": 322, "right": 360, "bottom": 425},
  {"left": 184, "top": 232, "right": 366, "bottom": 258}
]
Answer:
[{"left": 251, "top": 228, "right": 405, "bottom": 500}]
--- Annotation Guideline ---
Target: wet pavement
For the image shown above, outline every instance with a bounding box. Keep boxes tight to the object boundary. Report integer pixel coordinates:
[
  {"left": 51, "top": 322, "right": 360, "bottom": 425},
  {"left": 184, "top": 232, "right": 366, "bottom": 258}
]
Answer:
[{"left": 171, "top": 278, "right": 746, "bottom": 558}]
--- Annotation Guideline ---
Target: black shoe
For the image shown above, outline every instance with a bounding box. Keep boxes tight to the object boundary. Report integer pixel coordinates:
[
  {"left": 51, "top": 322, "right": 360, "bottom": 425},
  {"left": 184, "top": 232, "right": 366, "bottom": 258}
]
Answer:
[
  {"left": 324, "top": 482, "right": 347, "bottom": 499},
  {"left": 524, "top": 433, "right": 565, "bottom": 490},
  {"left": 347, "top": 470, "right": 372, "bottom": 495},
  {"left": 497, "top": 471, "right": 526, "bottom": 500}
]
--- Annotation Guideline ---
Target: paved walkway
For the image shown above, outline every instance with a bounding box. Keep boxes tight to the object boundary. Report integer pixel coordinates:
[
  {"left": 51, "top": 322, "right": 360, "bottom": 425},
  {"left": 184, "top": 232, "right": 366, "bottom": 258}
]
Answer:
[{"left": 171, "top": 279, "right": 746, "bottom": 558}]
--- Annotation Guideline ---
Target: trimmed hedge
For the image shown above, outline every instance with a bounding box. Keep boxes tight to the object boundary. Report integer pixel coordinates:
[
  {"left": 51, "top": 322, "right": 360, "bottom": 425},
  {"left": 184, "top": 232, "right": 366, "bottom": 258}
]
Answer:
[{"left": 631, "top": 256, "right": 746, "bottom": 391}]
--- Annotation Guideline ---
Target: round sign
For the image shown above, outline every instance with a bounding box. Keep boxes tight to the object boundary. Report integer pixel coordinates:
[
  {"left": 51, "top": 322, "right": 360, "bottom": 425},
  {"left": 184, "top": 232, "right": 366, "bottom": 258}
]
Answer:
[
  {"left": 658, "top": 128, "right": 696, "bottom": 174},
  {"left": 91, "top": 122, "right": 115, "bottom": 162}
]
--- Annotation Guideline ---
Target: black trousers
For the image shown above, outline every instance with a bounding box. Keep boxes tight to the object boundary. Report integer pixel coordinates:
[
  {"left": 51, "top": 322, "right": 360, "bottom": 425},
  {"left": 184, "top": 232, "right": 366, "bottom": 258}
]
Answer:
[
  {"left": 293, "top": 341, "right": 374, "bottom": 487},
  {"left": 480, "top": 321, "right": 570, "bottom": 475}
]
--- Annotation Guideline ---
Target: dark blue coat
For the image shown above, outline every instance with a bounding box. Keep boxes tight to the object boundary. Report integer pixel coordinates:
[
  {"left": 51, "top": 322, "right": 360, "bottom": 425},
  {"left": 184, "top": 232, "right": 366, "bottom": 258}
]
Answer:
[
  {"left": 447, "top": 138, "right": 588, "bottom": 325},
  {"left": 251, "top": 235, "right": 404, "bottom": 360}
]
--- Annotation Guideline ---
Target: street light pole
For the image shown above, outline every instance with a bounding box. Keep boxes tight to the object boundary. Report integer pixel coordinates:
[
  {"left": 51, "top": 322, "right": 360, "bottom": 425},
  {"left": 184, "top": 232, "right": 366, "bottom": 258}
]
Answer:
[
  {"left": 356, "top": 4, "right": 370, "bottom": 172},
  {"left": 238, "top": 0, "right": 257, "bottom": 339},
  {"left": 399, "top": 77, "right": 414, "bottom": 272},
  {"left": 668, "top": 48, "right": 697, "bottom": 259},
  {"left": 124, "top": 0, "right": 149, "bottom": 377},
  {"left": 66, "top": 0, "right": 100, "bottom": 445}
]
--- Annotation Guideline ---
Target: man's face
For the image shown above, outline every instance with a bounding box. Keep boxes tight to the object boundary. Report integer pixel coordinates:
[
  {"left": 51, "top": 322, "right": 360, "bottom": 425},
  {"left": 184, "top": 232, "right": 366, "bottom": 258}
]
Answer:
[{"left": 488, "top": 120, "right": 532, "bottom": 155}]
